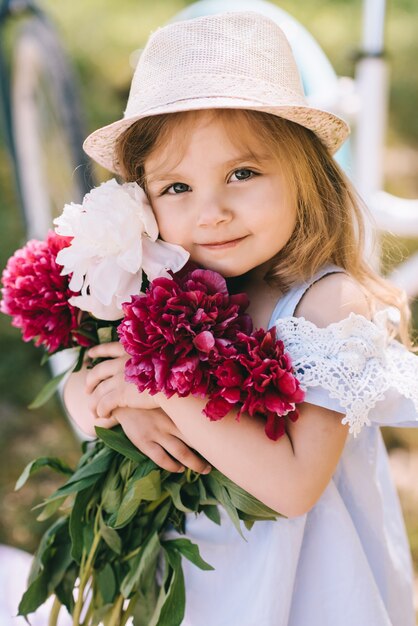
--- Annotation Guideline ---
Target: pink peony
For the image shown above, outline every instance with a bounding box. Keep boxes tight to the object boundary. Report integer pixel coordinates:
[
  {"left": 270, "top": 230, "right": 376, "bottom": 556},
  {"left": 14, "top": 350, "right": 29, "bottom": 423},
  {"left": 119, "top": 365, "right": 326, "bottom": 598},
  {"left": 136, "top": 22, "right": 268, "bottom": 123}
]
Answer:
[
  {"left": 118, "top": 267, "right": 252, "bottom": 398},
  {"left": 0, "top": 231, "right": 90, "bottom": 353}
]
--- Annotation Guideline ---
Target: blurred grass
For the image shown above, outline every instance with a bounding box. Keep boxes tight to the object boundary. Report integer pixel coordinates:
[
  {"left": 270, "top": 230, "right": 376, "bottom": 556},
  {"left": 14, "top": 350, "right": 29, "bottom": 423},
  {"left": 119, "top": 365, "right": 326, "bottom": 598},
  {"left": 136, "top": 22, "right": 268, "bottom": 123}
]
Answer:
[{"left": 0, "top": 0, "right": 417, "bottom": 575}]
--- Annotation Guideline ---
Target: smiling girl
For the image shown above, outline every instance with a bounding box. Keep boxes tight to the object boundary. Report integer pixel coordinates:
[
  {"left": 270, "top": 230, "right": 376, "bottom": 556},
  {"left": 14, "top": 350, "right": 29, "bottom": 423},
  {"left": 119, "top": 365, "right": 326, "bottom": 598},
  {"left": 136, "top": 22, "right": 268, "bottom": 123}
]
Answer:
[{"left": 64, "top": 12, "right": 418, "bottom": 626}]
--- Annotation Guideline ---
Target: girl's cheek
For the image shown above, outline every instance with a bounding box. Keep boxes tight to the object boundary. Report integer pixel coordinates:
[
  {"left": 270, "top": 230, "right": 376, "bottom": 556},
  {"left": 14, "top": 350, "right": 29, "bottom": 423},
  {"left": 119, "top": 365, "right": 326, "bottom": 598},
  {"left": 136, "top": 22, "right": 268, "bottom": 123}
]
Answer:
[{"left": 157, "top": 213, "right": 185, "bottom": 246}]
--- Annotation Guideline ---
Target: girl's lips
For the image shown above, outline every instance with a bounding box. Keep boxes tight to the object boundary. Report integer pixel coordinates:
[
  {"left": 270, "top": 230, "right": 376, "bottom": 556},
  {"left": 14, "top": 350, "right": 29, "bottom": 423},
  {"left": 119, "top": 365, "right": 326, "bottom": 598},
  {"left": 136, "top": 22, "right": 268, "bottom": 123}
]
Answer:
[{"left": 198, "top": 236, "right": 247, "bottom": 250}]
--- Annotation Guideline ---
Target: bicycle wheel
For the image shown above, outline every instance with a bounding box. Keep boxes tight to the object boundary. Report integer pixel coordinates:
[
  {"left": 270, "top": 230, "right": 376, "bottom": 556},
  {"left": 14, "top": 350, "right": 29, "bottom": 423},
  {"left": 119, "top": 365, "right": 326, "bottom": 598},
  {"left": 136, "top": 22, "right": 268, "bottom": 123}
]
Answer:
[{"left": 11, "top": 16, "right": 92, "bottom": 240}]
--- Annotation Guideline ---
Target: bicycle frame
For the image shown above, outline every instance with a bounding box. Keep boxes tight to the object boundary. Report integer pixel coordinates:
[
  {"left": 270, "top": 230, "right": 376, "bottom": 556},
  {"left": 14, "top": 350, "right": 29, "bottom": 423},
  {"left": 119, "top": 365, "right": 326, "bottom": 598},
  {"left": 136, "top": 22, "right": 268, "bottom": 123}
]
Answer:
[
  {"left": 0, "top": 0, "right": 46, "bottom": 221},
  {"left": 354, "top": 0, "right": 418, "bottom": 288}
]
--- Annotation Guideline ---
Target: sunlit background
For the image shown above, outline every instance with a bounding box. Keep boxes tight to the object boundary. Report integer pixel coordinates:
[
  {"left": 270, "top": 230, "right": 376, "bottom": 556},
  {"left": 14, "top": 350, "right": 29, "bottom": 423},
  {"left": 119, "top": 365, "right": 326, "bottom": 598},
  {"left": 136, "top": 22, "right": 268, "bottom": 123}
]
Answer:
[{"left": 0, "top": 0, "right": 417, "bottom": 602}]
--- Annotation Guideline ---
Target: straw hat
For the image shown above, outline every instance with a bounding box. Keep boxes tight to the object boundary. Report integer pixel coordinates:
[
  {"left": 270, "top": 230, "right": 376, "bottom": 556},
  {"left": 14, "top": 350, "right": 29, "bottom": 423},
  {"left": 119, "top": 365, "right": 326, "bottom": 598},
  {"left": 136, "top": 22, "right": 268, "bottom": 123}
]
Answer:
[{"left": 83, "top": 11, "right": 350, "bottom": 174}]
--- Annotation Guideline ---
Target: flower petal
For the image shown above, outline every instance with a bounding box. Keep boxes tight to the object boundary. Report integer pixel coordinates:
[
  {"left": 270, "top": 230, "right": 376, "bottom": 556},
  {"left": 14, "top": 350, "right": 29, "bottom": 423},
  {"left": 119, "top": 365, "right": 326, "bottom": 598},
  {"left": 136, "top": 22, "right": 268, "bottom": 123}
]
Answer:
[
  {"left": 69, "top": 294, "right": 123, "bottom": 321},
  {"left": 142, "top": 238, "right": 189, "bottom": 280}
]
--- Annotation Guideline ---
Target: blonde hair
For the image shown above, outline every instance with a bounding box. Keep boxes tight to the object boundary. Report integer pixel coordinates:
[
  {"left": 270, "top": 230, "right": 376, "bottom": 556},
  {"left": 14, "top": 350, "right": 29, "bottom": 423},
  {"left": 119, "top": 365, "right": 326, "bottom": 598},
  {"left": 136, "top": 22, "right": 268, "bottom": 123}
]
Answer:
[{"left": 115, "top": 109, "right": 412, "bottom": 345}]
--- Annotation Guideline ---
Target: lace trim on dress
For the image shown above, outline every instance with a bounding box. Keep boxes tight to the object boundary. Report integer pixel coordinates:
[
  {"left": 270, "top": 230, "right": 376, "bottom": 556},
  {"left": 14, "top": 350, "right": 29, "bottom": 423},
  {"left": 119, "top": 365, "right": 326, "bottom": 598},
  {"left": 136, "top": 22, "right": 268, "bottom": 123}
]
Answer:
[{"left": 274, "top": 311, "right": 418, "bottom": 436}]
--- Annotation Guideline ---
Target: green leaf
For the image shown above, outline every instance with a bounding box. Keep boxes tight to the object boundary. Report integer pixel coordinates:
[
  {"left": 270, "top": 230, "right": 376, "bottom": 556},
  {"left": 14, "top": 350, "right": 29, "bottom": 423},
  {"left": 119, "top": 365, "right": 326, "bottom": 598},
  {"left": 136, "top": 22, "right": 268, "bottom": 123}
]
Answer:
[
  {"left": 202, "top": 504, "right": 221, "bottom": 525},
  {"left": 28, "top": 517, "right": 68, "bottom": 584},
  {"left": 47, "top": 447, "right": 114, "bottom": 500},
  {"left": 210, "top": 470, "right": 278, "bottom": 519},
  {"left": 198, "top": 477, "right": 208, "bottom": 501},
  {"left": 45, "top": 534, "right": 73, "bottom": 591},
  {"left": 121, "top": 531, "right": 161, "bottom": 598},
  {"left": 243, "top": 518, "right": 255, "bottom": 531},
  {"left": 95, "top": 426, "right": 149, "bottom": 464},
  {"left": 96, "top": 563, "right": 117, "bottom": 604},
  {"left": 19, "top": 519, "right": 73, "bottom": 616},
  {"left": 101, "top": 461, "right": 123, "bottom": 514},
  {"left": 205, "top": 474, "right": 244, "bottom": 539},
  {"left": 131, "top": 458, "right": 159, "bottom": 481},
  {"left": 72, "top": 346, "right": 86, "bottom": 373},
  {"left": 15, "top": 457, "right": 73, "bottom": 490},
  {"left": 149, "top": 500, "right": 172, "bottom": 535},
  {"left": 162, "top": 538, "right": 214, "bottom": 571},
  {"left": 78, "top": 439, "right": 100, "bottom": 467},
  {"left": 28, "top": 369, "right": 72, "bottom": 409},
  {"left": 73, "top": 328, "right": 97, "bottom": 342},
  {"left": 149, "top": 548, "right": 185, "bottom": 626},
  {"left": 82, "top": 524, "right": 95, "bottom": 556},
  {"left": 70, "top": 487, "right": 96, "bottom": 563},
  {"left": 115, "top": 470, "right": 161, "bottom": 528},
  {"left": 91, "top": 603, "right": 115, "bottom": 625},
  {"left": 36, "top": 495, "right": 67, "bottom": 521},
  {"left": 18, "top": 570, "right": 50, "bottom": 615},
  {"left": 99, "top": 516, "right": 122, "bottom": 555},
  {"left": 164, "top": 481, "right": 194, "bottom": 513},
  {"left": 55, "top": 564, "right": 77, "bottom": 613},
  {"left": 64, "top": 446, "right": 114, "bottom": 486},
  {"left": 48, "top": 475, "right": 101, "bottom": 500},
  {"left": 40, "top": 351, "right": 50, "bottom": 366}
]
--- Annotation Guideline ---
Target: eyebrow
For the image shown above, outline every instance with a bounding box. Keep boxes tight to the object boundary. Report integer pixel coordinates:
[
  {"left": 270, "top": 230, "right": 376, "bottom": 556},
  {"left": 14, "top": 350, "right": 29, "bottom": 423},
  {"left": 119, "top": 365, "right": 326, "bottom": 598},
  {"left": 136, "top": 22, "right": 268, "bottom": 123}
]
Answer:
[{"left": 146, "top": 152, "right": 271, "bottom": 185}]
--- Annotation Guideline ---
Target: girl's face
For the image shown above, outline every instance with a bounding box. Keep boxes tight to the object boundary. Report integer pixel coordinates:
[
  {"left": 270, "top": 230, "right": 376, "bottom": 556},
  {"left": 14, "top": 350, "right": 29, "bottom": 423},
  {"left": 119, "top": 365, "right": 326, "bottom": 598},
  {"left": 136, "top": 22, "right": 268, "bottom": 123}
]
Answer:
[{"left": 145, "top": 112, "right": 297, "bottom": 278}]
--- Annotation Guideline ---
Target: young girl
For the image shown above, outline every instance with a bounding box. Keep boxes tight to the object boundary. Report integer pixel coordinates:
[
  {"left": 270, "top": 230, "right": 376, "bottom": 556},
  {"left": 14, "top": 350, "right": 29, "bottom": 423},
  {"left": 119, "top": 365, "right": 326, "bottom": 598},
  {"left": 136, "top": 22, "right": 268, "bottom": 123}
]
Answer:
[{"left": 65, "top": 11, "right": 418, "bottom": 626}]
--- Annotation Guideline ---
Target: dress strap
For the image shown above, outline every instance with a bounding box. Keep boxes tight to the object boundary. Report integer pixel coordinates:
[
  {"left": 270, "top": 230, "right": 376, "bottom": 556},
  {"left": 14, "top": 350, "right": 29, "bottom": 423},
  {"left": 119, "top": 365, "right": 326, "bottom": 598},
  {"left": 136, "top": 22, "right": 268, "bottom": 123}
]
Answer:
[{"left": 268, "top": 264, "right": 346, "bottom": 327}]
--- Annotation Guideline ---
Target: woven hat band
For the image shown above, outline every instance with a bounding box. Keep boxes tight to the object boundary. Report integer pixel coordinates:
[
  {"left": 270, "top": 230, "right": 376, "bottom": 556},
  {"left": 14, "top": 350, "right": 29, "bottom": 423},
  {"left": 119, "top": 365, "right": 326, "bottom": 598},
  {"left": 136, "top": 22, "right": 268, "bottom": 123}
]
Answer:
[{"left": 125, "top": 74, "right": 306, "bottom": 118}]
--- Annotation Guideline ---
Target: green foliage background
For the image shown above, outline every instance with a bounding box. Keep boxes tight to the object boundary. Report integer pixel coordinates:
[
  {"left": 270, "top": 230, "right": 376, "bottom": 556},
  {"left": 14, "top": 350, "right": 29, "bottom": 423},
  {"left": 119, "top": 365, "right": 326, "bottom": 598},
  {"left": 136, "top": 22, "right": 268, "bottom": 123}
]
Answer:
[{"left": 0, "top": 0, "right": 417, "bottom": 581}]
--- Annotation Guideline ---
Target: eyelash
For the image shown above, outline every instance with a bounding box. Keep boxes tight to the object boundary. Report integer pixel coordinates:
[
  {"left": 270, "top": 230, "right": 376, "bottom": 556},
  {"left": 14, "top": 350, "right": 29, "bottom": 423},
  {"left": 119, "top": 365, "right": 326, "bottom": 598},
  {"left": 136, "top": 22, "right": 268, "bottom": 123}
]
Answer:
[{"left": 160, "top": 168, "right": 258, "bottom": 195}]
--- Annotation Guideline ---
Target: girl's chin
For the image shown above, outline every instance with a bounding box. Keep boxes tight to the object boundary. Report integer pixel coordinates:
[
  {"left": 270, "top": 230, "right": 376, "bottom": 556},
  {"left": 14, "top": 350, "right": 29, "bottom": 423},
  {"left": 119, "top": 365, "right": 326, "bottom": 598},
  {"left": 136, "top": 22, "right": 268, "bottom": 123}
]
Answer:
[{"left": 189, "top": 256, "right": 250, "bottom": 277}]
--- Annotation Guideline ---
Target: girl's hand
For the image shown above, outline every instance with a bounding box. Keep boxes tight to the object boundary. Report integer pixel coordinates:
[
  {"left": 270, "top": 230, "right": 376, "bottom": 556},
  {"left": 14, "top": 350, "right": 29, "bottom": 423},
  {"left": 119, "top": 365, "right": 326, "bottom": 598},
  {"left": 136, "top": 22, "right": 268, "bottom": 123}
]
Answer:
[
  {"left": 112, "top": 406, "right": 212, "bottom": 474},
  {"left": 86, "top": 342, "right": 159, "bottom": 419}
]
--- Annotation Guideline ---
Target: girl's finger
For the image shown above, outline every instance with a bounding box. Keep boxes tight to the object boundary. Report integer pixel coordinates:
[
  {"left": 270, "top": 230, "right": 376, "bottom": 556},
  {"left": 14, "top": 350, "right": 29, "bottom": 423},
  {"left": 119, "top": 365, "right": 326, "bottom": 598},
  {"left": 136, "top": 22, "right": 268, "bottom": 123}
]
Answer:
[
  {"left": 163, "top": 437, "right": 211, "bottom": 474},
  {"left": 115, "top": 415, "right": 186, "bottom": 472},
  {"left": 88, "top": 342, "right": 126, "bottom": 359},
  {"left": 93, "top": 415, "right": 119, "bottom": 430},
  {"left": 144, "top": 442, "right": 187, "bottom": 473},
  {"left": 96, "top": 390, "right": 119, "bottom": 419},
  {"left": 85, "top": 358, "right": 124, "bottom": 393}
]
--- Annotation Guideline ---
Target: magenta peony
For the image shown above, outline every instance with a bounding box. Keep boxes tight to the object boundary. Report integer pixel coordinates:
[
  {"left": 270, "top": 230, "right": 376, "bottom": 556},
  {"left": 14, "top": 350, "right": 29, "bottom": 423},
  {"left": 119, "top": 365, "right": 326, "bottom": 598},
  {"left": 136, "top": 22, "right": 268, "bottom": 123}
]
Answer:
[
  {"left": 119, "top": 267, "right": 305, "bottom": 441},
  {"left": 206, "top": 328, "right": 305, "bottom": 440},
  {"left": 0, "top": 231, "right": 90, "bottom": 353},
  {"left": 119, "top": 267, "right": 252, "bottom": 398}
]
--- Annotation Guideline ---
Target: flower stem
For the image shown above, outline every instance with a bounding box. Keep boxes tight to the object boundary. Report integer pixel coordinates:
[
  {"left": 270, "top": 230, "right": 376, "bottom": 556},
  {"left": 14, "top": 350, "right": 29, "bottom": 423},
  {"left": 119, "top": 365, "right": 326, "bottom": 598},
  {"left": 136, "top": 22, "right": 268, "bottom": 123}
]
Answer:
[
  {"left": 73, "top": 531, "right": 101, "bottom": 626},
  {"left": 121, "top": 593, "right": 139, "bottom": 626},
  {"left": 185, "top": 468, "right": 200, "bottom": 483},
  {"left": 120, "top": 545, "right": 142, "bottom": 563},
  {"left": 144, "top": 491, "right": 171, "bottom": 513},
  {"left": 107, "top": 594, "right": 124, "bottom": 626},
  {"left": 48, "top": 596, "right": 62, "bottom": 626}
]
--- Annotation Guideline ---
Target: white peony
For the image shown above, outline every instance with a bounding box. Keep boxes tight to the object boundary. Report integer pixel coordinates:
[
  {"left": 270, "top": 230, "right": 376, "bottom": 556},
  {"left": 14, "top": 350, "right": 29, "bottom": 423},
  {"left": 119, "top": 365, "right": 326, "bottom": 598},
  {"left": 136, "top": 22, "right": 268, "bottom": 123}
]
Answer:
[{"left": 54, "top": 179, "right": 189, "bottom": 320}]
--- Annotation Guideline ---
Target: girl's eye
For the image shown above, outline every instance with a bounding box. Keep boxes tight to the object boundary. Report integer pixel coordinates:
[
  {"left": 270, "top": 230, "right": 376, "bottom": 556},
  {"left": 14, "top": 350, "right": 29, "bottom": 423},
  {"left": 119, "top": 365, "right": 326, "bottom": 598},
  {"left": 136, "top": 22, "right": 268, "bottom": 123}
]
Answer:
[
  {"left": 229, "top": 168, "right": 256, "bottom": 182},
  {"left": 164, "top": 182, "right": 190, "bottom": 195}
]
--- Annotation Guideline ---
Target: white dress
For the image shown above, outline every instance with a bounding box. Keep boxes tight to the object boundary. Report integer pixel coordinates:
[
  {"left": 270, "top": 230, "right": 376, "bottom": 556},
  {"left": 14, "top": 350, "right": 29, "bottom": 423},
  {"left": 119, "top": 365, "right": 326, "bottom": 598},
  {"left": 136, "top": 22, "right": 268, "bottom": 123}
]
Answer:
[{"left": 172, "top": 266, "right": 418, "bottom": 626}]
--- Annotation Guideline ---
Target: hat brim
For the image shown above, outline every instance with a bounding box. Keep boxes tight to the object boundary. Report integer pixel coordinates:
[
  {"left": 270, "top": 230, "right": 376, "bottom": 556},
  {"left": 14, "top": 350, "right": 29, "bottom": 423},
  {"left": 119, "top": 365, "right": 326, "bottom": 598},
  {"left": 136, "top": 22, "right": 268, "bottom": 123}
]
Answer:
[{"left": 83, "top": 98, "right": 350, "bottom": 175}]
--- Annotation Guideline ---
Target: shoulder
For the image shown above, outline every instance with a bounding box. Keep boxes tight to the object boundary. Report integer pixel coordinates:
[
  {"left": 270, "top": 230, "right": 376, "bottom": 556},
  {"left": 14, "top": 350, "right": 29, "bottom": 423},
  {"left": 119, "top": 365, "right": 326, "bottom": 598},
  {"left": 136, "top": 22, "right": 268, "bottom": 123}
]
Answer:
[{"left": 294, "top": 271, "right": 371, "bottom": 327}]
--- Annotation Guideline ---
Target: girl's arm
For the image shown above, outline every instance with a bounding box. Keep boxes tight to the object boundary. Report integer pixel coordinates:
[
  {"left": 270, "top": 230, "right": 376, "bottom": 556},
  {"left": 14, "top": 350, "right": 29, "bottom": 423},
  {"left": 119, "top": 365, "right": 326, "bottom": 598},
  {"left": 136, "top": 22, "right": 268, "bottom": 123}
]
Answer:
[
  {"left": 154, "top": 273, "right": 369, "bottom": 517},
  {"left": 64, "top": 366, "right": 119, "bottom": 437},
  {"left": 63, "top": 350, "right": 163, "bottom": 437},
  {"left": 156, "top": 387, "right": 346, "bottom": 517},
  {"left": 63, "top": 364, "right": 211, "bottom": 474}
]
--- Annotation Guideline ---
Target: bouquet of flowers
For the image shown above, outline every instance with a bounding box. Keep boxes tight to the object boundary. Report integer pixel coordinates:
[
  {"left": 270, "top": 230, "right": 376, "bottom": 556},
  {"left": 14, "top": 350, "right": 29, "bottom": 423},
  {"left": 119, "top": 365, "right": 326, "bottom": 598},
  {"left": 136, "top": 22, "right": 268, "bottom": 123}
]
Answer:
[{"left": 1, "top": 179, "right": 304, "bottom": 626}]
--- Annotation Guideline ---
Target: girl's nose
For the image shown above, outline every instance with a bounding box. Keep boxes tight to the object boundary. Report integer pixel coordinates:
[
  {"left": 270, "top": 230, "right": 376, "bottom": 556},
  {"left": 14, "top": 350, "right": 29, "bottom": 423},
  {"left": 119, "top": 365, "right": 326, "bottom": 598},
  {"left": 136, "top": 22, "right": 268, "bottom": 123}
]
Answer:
[{"left": 195, "top": 194, "right": 232, "bottom": 227}]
